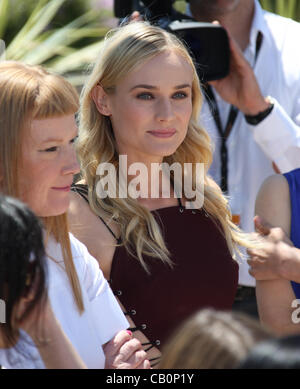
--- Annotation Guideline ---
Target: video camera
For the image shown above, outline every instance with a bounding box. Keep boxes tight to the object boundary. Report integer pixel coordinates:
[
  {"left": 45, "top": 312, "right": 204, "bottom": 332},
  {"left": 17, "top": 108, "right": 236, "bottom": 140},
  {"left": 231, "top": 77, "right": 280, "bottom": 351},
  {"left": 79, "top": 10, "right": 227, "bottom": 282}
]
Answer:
[{"left": 113, "top": 0, "right": 230, "bottom": 83}]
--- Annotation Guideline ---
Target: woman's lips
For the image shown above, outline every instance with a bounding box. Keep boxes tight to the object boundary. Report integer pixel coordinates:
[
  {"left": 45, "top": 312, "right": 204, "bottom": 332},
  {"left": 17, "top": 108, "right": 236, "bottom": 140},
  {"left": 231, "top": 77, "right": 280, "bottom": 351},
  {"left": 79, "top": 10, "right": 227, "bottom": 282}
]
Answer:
[
  {"left": 147, "top": 129, "right": 176, "bottom": 138},
  {"left": 51, "top": 185, "right": 71, "bottom": 192}
]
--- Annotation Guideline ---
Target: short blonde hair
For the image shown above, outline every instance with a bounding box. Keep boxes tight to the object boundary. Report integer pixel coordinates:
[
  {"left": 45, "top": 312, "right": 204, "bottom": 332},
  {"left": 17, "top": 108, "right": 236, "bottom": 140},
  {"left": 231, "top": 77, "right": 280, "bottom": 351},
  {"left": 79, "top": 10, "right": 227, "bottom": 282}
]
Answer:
[
  {"left": 0, "top": 61, "right": 84, "bottom": 313},
  {"left": 159, "top": 309, "right": 271, "bottom": 369}
]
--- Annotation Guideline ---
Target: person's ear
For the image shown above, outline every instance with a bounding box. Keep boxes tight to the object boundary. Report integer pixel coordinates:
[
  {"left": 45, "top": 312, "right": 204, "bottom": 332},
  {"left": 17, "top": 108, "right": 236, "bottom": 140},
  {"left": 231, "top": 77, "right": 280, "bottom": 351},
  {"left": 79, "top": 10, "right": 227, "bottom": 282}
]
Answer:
[{"left": 91, "top": 84, "right": 112, "bottom": 116}]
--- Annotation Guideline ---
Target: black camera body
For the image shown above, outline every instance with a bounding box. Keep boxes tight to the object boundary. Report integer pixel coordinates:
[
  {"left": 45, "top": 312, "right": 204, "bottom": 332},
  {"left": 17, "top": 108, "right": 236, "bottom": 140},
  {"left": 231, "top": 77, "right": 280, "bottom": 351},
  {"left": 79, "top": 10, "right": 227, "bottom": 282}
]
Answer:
[{"left": 113, "top": 0, "right": 230, "bottom": 83}]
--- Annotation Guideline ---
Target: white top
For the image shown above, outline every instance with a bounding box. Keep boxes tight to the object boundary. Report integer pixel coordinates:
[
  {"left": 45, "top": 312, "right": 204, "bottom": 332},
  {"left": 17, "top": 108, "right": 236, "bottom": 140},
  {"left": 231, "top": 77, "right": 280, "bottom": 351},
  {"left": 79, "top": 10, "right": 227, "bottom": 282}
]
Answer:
[
  {"left": 198, "top": 1, "right": 300, "bottom": 286},
  {"left": 0, "top": 233, "right": 128, "bottom": 369}
]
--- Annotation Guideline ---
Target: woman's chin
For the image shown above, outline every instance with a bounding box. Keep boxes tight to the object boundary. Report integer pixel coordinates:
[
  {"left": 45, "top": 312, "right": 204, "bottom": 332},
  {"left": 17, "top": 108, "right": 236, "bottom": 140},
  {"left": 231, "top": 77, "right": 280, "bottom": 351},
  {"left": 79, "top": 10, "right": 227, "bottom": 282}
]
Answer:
[
  {"left": 34, "top": 202, "right": 70, "bottom": 218},
  {"left": 149, "top": 145, "right": 181, "bottom": 158}
]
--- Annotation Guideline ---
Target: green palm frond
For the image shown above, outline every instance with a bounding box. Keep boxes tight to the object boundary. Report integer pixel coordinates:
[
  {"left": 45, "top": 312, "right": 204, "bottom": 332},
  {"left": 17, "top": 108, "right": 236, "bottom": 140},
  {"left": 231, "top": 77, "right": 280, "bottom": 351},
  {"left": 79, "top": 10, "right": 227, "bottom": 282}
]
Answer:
[
  {"left": 1, "top": 0, "right": 113, "bottom": 86},
  {"left": 0, "top": 0, "right": 9, "bottom": 38},
  {"left": 6, "top": 0, "right": 64, "bottom": 58},
  {"left": 20, "top": 10, "right": 104, "bottom": 64},
  {"left": 48, "top": 39, "right": 105, "bottom": 74}
]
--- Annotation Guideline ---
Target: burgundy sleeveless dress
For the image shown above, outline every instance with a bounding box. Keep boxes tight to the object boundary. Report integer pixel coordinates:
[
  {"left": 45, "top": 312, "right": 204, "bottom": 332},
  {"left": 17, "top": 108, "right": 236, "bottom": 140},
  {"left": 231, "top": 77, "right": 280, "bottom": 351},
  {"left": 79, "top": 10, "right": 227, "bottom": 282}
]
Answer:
[{"left": 71, "top": 184, "right": 238, "bottom": 364}]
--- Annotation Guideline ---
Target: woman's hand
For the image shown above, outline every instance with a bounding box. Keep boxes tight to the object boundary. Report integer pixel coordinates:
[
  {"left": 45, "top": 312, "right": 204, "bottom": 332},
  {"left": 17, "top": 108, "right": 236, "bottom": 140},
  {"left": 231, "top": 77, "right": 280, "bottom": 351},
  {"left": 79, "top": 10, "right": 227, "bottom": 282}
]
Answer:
[
  {"left": 104, "top": 330, "right": 150, "bottom": 369},
  {"left": 247, "top": 216, "right": 295, "bottom": 281},
  {"left": 253, "top": 215, "right": 293, "bottom": 245}
]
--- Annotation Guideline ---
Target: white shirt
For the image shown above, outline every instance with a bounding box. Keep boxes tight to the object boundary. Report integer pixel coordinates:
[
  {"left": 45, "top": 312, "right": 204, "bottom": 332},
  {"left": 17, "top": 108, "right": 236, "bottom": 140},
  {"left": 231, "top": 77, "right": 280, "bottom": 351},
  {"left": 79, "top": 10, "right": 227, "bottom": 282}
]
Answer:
[
  {"left": 0, "top": 233, "right": 128, "bottom": 369},
  {"left": 198, "top": 1, "right": 300, "bottom": 286}
]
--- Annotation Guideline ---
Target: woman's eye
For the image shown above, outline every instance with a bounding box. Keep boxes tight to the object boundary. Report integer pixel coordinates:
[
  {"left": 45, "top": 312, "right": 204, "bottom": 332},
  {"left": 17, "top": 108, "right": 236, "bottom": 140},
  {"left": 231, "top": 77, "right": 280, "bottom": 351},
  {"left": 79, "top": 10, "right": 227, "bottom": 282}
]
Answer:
[
  {"left": 70, "top": 136, "right": 78, "bottom": 145},
  {"left": 136, "top": 92, "right": 153, "bottom": 100},
  {"left": 173, "top": 91, "right": 188, "bottom": 99},
  {"left": 42, "top": 146, "right": 58, "bottom": 153}
]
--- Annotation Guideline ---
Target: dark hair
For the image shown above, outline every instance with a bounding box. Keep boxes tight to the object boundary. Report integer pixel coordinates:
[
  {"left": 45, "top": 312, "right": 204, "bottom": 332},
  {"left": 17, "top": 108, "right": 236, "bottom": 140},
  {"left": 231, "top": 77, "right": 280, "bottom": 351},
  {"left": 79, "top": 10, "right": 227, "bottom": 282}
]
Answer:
[
  {"left": 238, "top": 335, "right": 300, "bottom": 369},
  {"left": 0, "top": 195, "right": 47, "bottom": 347}
]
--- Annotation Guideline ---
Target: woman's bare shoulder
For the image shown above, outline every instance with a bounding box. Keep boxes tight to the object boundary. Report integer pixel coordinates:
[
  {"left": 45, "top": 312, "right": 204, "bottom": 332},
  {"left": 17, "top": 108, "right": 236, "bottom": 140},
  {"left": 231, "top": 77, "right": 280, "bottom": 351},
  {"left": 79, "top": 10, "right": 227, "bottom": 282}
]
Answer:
[
  {"left": 256, "top": 174, "right": 290, "bottom": 212},
  {"left": 255, "top": 174, "right": 291, "bottom": 234},
  {"left": 68, "top": 190, "right": 92, "bottom": 223},
  {"left": 68, "top": 188, "right": 118, "bottom": 279},
  {"left": 258, "top": 174, "right": 289, "bottom": 197}
]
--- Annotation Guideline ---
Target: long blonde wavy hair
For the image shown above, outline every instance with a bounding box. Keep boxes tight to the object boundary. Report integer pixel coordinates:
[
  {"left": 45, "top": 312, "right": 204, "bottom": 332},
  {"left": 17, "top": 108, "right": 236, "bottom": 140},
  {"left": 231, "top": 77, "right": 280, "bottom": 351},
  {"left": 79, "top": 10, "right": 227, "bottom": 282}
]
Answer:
[
  {"left": 0, "top": 61, "right": 84, "bottom": 313},
  {"left": 77, "top": 22, "right": 255, "bottom": 272}
]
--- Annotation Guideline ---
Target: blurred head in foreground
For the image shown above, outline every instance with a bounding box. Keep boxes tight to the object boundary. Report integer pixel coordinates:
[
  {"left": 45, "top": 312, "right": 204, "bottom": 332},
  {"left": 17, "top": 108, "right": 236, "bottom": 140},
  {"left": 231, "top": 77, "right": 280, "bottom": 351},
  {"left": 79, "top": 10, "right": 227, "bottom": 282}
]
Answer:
[{"left": 159, "top": 308, "right": 271, "bottom": 369}]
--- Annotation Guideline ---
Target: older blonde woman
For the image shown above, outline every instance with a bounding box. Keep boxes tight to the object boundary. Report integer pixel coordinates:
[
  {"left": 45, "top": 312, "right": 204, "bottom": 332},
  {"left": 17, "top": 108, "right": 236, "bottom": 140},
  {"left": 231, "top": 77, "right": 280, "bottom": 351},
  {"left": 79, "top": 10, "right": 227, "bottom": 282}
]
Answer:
[
  {"left": 0, "top": 61, "right": 149, "bottom": 369},
  {"left": 69, "top": 22, "right": 254, "bottom": 366}
]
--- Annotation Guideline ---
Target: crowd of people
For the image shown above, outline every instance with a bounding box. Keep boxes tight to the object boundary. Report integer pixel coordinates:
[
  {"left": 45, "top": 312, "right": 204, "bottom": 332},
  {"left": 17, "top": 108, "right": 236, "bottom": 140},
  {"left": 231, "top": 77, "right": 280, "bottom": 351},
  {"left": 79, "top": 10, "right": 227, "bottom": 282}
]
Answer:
[{"left": 0, "top": 0, "right": 300, "bottom": 369}]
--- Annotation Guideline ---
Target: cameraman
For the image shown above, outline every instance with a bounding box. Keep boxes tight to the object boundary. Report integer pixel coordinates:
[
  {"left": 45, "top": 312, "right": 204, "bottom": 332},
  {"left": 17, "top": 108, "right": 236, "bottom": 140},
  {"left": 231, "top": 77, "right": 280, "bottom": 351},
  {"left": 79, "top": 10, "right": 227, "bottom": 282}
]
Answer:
[{"left": 187, "top": 0, "right": 300, "bottom": 318}]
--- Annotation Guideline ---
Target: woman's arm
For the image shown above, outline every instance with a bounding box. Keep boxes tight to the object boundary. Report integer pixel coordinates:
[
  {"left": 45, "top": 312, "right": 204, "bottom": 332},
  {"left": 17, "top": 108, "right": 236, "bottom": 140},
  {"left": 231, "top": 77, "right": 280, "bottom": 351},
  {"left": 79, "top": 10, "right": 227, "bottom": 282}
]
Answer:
[
  {"left": 251, "top": 174, "right": 300, "bottom": 335},
  {"left": 19, "top": 301, "right": 87, "bottom": 369},
  {"left": 68, "top": 192, "right": 161, "bottom": 365},
  {"left": 68, "top": 231, "right": 153, "bottom": 369}
]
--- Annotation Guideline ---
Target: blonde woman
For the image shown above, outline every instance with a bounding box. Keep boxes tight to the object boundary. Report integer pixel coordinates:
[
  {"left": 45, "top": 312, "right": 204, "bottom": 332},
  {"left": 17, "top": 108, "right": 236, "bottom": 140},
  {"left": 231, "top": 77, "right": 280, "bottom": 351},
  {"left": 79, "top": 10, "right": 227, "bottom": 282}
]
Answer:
[
  {"left": 0, "top": 61, "right": 149, "bottom": 369},
  {"left": 159, "top": 309, "right": 270, "bottom": 369},
  {"left": 69, "top": 22, "right": 253, "bottom": 366}
]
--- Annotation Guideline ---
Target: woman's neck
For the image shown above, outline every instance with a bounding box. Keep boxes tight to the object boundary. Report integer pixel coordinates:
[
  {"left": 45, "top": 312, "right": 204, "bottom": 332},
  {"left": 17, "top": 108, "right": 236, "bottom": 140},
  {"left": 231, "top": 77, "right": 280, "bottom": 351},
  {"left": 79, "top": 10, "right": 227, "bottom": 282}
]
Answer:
[
  {"left": 118, "top": 154, "right": 179, "bottom": 208},
  {"left": 120, "top": 154, "right": 162, "bottom": 198}
]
